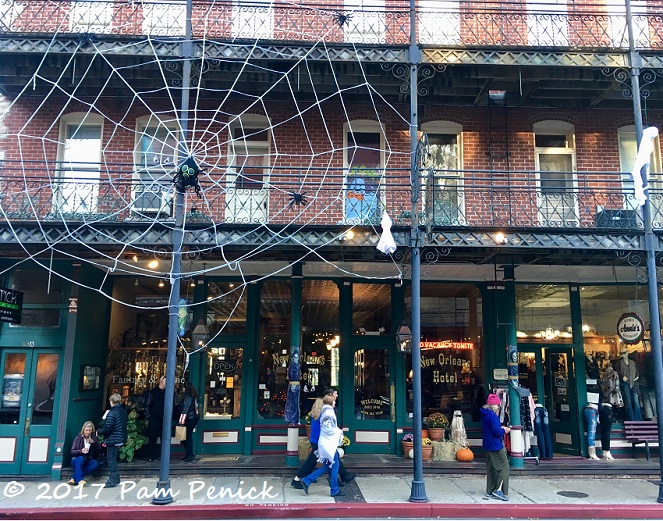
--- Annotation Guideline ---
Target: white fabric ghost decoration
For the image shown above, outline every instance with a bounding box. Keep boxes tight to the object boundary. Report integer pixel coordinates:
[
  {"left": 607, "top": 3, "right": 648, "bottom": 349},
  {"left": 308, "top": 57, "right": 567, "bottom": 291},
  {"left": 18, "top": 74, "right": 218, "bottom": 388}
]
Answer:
[
  {"left": 631, "top": 126, "right": 659, "bottom": 207},
  {"left": 376, "top": 211, "right": 397, "bottom": 254}
]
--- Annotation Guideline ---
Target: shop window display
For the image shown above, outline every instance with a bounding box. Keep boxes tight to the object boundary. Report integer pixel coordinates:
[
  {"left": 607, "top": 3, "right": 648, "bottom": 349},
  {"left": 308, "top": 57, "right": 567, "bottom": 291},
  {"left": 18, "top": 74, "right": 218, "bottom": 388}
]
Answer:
[
  {"left": 515, "top": 284, "right": 572, "bottom": 344},
  {"left": 256, "top": 281, "right": 291, "bottom": 419},
  {"left": 580, "top": 285, "right": 654, "bottom": 422},
  {"left": 205, "top": 347, "right": 243, "bottom": 418},
  {"left": 105, "top": 278, "right": 190, "bottom": 405},
  {"left": 404, "top": 283, "right": 485, "bottom": 423}
]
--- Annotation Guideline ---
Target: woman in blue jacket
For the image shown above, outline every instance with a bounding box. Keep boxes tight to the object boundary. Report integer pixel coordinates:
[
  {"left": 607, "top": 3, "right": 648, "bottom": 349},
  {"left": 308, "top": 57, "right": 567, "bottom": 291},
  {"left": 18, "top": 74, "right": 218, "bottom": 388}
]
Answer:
[{"left": 480, "top": 394, "right": 511, "bottom": 501}]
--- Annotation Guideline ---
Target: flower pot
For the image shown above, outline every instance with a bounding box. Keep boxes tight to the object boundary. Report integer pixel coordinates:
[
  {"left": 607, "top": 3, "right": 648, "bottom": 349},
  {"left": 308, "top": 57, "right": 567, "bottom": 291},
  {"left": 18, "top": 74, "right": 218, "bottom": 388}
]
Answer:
[
  {"left": 428, "top": 428, "right": 445, "bottom": 441},
  {"left": 402, "top": 441, "right": 414, "bottom": 458},
  {"left": 421, "top": 428, "right": 429, "bottom": 439},
  {"left": 422, "top": 445, "right": 433, "bottom": 461}
]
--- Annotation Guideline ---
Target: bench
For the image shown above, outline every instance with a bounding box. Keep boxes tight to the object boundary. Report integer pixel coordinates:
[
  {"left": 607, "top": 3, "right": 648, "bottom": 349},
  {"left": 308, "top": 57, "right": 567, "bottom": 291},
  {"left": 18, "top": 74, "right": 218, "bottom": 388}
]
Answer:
[{"left": 623, "top": 420, "right": 659, "bottom": 461}]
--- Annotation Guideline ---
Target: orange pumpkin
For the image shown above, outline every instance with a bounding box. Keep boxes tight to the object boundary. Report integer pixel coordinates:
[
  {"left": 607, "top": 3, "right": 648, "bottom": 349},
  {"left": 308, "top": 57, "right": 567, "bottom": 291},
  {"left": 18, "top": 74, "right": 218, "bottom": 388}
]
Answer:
[{"left": 456, "top": 447, "right": 474, "bottom": 462}]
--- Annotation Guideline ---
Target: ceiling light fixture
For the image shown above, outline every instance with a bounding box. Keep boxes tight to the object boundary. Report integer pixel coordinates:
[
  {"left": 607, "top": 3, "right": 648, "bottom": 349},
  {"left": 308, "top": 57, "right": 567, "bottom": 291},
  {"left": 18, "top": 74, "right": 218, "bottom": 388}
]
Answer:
[{"left": 148, "top": 260, "right": 159, "bottom": 269}]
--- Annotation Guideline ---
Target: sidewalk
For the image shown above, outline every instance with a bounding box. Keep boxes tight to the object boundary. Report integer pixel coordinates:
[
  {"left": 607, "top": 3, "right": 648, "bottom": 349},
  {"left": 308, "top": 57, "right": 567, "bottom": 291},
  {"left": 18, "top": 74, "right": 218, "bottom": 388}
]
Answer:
[{"left": 1, "top": 473, "right": 662, "bottom": 519}]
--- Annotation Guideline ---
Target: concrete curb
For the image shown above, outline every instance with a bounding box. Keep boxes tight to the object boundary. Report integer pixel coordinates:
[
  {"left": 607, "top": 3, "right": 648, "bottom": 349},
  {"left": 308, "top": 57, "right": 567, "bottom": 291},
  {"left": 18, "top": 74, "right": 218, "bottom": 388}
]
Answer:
[{"left": 1, "top": 503, "right": 663, "bottom": 519}]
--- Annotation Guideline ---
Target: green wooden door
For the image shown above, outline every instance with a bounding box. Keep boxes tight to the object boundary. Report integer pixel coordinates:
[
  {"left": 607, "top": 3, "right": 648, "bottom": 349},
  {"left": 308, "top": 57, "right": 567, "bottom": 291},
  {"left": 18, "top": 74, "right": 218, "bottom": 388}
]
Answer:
[
  {"left": 344, "top": 344, "right": 395, "bottom": 454},
  {"left": 0, "top": 349, "right": 60, "bottom": 474},
  {"left": 543, "top": 347, "right": 580, "bottom": 456}
]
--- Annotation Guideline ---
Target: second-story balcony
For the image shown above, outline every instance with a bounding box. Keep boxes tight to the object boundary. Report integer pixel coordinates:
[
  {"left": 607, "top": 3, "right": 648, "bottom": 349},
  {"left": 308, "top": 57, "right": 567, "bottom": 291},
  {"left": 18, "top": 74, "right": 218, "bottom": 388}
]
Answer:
[
  {"left": 1, "top": 160, "right": 660, "bottom": 233},
  {"left": 1, "top": 0, "right": 662, "bottom": 50}
]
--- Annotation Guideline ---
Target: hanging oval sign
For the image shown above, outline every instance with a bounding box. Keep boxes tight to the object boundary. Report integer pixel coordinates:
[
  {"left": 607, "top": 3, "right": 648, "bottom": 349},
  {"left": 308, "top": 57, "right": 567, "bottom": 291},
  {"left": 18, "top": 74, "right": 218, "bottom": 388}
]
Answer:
[{"left": 616, "top": 312, "right": 645, "bottom": 344}]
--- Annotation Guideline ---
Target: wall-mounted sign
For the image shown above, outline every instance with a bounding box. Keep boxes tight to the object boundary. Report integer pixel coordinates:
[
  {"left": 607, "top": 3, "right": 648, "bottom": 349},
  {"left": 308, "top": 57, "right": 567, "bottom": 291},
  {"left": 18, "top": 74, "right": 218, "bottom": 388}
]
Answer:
[
  {"left": 0, "top": 287, "right": 23, "bottom": 324},
  {"left": 421, "top": 341, "right": 474, "bottom": 350},
  {"left": 493, "top": 368, "right": 508, "bottom": 381},
  {"left": 616, "top": 312, "right": 645, "bottom": 344}
]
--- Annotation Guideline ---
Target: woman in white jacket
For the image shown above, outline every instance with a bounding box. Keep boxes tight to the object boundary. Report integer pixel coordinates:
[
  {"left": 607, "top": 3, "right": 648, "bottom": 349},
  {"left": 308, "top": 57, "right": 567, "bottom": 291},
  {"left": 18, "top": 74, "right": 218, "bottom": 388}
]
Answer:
[{"left": 299, "top": 394, "right": 344, "bottom": 497}]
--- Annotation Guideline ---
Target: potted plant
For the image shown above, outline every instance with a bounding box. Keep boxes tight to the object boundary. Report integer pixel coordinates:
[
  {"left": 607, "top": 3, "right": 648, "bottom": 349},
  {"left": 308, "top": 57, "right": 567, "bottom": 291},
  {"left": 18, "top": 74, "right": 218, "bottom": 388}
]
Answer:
[
  {"left": 337, "top": 435, "right": 351, "bottom": 458},
  {"left": 97, "top": 408, "right": 147, "bottom": 463},
  {"left": 425, "top": 412, "right": 449, "bottom": 441},
  {"left": 401, "top": 433, "right": 414, "bottom": 458},
  {"left": 422, "top": 437, "right": 433, "bottom": 460},
  {"left": 303, "top": 412, "right": 312, "bottom": 438}
]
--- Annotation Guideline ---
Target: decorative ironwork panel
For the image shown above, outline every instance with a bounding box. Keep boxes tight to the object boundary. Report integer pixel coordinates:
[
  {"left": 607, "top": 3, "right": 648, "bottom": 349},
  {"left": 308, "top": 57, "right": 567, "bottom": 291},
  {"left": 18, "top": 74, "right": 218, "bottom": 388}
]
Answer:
[{"left": 423, "top": 49, "right": 628, "bottom": 68}]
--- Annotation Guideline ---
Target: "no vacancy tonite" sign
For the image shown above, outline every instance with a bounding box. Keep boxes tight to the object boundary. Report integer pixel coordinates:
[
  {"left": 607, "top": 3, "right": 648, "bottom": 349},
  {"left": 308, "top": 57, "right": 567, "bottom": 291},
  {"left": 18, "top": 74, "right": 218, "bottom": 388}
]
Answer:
[{"left": 0, "top": 287, "right": 23, "bottom": 324}]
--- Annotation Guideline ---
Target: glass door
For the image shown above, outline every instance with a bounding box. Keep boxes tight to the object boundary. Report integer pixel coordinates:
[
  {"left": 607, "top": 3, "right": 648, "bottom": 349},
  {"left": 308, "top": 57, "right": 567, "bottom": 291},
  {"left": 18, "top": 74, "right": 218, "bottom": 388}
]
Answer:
[
  {"left": 543, "top": 347, "right": 580, "bottom": 455},
  {"left": 348, "top": 346, "right": 394, "bottom": 454},
  {"left": 0, "top": 349, "right": 60, "bottom": 474}
]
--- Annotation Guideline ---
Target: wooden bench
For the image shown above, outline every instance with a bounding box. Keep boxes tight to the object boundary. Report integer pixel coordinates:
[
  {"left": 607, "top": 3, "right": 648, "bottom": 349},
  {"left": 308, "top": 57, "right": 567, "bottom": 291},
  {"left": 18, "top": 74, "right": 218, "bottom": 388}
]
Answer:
[{"left": 623, "top": 420, "right": 659, "bottom": 461}]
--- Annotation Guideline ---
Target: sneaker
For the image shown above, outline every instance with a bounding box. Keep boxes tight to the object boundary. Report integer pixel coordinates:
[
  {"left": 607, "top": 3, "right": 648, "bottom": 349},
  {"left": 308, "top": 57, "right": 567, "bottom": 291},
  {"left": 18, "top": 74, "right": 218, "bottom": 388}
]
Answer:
[
  {"left": 67, "top": 479, "right": 75, "bottom": 486},
  {"left": 331, "top": 490, "right": 345, "bottom": 497},
  {"left": 78, "top": 480, "right": 86, "bottom": 487},
  {"left": 491, "top": 490, "right": 509, "bottom": 501},
  {"left": 290, "top": 480, "right": 304, "bottom": 489},
  {"left": 342, "top": 473, "right": 356, "bottom": 483},
  {"left": 104, "top": 481, "right": 118, "bottom": 488}
]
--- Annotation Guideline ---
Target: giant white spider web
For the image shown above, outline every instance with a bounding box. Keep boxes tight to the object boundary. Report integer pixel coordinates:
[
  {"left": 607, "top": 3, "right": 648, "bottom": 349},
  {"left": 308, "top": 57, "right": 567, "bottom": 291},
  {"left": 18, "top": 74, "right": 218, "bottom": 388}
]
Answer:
[{"left": 0, "top": 0, "right": 409, "bottom": 356}]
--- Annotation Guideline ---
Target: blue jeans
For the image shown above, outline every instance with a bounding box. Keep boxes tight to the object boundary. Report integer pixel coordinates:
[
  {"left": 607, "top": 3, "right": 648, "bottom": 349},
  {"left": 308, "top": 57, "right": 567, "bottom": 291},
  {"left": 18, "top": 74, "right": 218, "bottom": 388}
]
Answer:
[
  {"left": 583, "top": 406, "right": 598, "bottom": 447},
  {"left": 71, "top": 456, "right": 99, "bottom": 484},
  {"left": 533, "top": 407, "right": 553, "bottom": 459},
  {"left": 620, "top": 382, "right": 643, "bottom": 421},
  {"left": 641, "top": 386, "right": 657, "bottom": 420},
  {"left": 302, "top": 452, "right": 341, "bottom": 496}
]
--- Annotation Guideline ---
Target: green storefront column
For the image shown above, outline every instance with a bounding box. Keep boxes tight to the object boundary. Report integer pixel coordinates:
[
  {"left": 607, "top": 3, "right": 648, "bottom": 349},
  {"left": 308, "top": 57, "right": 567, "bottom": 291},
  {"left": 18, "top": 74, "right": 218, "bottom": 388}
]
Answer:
[
  {"left": 285, "top": 263, "right": 303, "bottom": 466},
  {"left": 503, "top": 266, "right": 523, "bottom": 469}
]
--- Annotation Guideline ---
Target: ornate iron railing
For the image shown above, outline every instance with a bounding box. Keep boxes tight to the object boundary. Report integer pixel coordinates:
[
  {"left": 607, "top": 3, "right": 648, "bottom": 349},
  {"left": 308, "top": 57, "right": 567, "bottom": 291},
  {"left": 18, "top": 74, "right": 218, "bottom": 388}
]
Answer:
[
  {"left": 0, "top": 0, "right": 661, "bottom": 50},
  {"left": 1, "top": 161, "right": 662, "bottom": 231}
]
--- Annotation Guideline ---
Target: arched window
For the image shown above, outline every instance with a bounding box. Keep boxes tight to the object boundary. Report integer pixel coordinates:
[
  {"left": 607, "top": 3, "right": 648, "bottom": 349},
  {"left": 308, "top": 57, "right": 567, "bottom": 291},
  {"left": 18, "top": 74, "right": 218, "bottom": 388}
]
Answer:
[
  {"left": 533, "top": 120, "right": 578, "bottom": 227},
  {"left": 343, "top": 120, "right": 386, "bottom": 224},
  {"left": 421, "top": 121, "right": 463, "bottom": 225}
]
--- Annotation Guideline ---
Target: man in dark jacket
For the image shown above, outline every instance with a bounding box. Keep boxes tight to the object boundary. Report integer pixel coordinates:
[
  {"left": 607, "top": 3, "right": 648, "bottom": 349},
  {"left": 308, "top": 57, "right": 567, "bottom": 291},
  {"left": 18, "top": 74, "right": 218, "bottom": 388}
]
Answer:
[
  {"left": 145, "top": 376, "right": 166, "bottom": 462},
  {"left": 97, "top": 393, "right": 128, "bottom": 488}
]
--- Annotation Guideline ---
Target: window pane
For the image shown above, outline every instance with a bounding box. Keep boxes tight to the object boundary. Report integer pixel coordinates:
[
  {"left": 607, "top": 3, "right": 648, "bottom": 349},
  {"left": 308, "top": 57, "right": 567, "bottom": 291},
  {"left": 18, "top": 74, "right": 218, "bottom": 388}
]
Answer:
[
  {"left": 348, "top": 131, "right": 380, "bottom": 169},
  {"left": 0, "top": 353, "right": 26, "bottom": 425},
  {"left": 31, "top": 353, "right": 58, "bottom": 425},
  {"left": 14, "top": 270, "right": 63, "bottom": 305},
  {"left": 535, "top": 135, "right": 567, "bottom": 147},
  {"left": 515, "top": 284, "right": 572, "bottom": 344},
  {"left": 139, "top": 127, "right": 178, "bottom": 170},
  {"left": 353, "top": 283, "right": 391, "bottom": 334},
  {"left": 300, "top": 280, "right": 339, "bottom": 414},
  {"left": 205, "top": 347, "right": 243, "bottom": 418},
  {"left": 518, "top": 352, "right": 538, "bottom": 401},
  {"left": 207, "top": 281, "right": 247, "bottom": 336},
  {"left": 354, "top": 349, "right": 390, "bottom": 420},
  {"left": 404, "top": 283, "right": 485, "bottom": 423},
  {"left": 256, "top": 281, "right": 291, "bottom": 419}
]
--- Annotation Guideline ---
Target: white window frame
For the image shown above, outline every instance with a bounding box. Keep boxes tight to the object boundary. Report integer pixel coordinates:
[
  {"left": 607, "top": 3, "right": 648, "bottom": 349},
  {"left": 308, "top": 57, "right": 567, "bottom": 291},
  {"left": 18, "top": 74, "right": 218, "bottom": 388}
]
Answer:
[
  {"left": 142, "top": 0, "right": 186, "bottom": 36},
  {"left": 534, "top": 120, "right": 578, "bottom": 227},
  {"left": 231, "top": 0, "right": 274, "bottom": 39},
  {"left": 526, "top": 0, "right": 569, "bottom": 47},
  {"left": 69, "top": 0, "right": 113, "bottom": 33},
  {"left": 55, "top": 113, "right": 103, "bottom": 214},
  {"left": 418, "top": 0, "right": 460, "bottom": 45},
  {"left": 421, "top": 121, "right": 463, "bottom": 226},
  {"left": 607, "top": 0, "right": 649, "bottom": 48},
  {"left": 618, "top": 125, "right": 662, "bottom": 221},
  {"left": 343, "top": 0, "right": 385, "bottom": 43},
  {"left": 132, "top": 115, "right": 179, "bottom": 216},
  {"left": 343, "top": 120, "right": 386, "bottom": 224},
  {"left": 226, "top": 114, "right": 271, "bottom": 224}
]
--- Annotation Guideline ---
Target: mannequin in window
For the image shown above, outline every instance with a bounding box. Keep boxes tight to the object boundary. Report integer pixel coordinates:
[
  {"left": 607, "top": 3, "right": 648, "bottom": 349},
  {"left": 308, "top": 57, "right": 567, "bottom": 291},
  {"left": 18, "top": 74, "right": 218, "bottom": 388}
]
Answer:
[
  {"left": 616, "top": 347, "right": 642, "bottom": 421},
  {"left": 599, "top": 360, "right": 623, "bottom": 461},
  {"left": 584, "top": 402, "right": 600, "bottom": 460}
]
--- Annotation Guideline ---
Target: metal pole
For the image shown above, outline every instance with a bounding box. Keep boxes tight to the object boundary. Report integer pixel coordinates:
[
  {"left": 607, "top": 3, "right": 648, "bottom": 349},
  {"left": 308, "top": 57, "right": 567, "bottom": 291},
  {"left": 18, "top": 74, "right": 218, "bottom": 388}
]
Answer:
[
  {"left": 625, "top": 0, "right": 663, "bottom": 502},
  {"left": 153, "top": 0, "right": 192, "bottom": 505},
  {"left": 408, "top": 0, "right": 426, "bottom": 503}
]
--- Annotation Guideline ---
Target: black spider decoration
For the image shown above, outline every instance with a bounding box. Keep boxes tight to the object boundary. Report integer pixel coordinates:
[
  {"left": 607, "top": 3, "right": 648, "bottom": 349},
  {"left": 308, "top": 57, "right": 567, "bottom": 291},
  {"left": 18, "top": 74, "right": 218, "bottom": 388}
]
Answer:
[
  {"left": 173, "top": 156, "right": 202, "bottom": 199},
  {"left": 333, "top": 11, "right": 352, "bottom": 28},
  {"left": 287, "top": 190, "right": 309, "bottom": 209}
]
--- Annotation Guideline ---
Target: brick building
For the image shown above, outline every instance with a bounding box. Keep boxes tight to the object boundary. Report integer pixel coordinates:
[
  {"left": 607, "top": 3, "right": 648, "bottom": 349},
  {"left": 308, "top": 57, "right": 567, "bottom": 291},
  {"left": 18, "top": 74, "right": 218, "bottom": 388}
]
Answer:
[{"left": 0, "top": 0, "right": 661, "bottom": 477}]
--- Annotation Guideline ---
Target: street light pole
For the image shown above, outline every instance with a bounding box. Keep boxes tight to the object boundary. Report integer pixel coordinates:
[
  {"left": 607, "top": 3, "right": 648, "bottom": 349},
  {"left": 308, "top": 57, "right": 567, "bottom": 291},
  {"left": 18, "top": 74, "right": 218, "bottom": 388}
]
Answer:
[
  {"left": 408, "top": 0, "right": 427, "bottom": 503},
  {"left": 624, "top": 0, "right": 663, "bottom": 502},
  {"left": 153, "top": 0, "right": 193, "bottom": 505}
]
